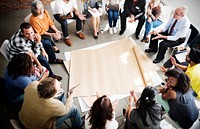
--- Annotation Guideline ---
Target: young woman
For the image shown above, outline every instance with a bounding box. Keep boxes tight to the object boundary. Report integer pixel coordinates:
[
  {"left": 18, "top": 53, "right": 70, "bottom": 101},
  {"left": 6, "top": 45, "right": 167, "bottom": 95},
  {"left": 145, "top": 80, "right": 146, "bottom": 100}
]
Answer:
[
  {"left": 86, "top": 95, "right": 118, "bottom": 129},
  {"left": 83, "top": 0, "right": 101, "bottom": 39},
  {"left": 124, "top": 86, "right": 162, "bottom": 129},
  {"left": 158, "top": 68, "right": 199, "bottom": 129},
  {"left": 141, "top": 0, "right": 163, "bottom": 43}
]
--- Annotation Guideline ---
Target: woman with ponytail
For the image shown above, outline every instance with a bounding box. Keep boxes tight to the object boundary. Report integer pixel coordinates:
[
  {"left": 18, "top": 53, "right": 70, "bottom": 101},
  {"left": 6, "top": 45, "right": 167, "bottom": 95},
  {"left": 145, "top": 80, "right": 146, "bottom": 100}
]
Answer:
[
  {"left": 124, "top": 86, "right": 162, "bottom": 129},
  {"left": 158, "top": 68, "right": 199, "bottom": 129}
]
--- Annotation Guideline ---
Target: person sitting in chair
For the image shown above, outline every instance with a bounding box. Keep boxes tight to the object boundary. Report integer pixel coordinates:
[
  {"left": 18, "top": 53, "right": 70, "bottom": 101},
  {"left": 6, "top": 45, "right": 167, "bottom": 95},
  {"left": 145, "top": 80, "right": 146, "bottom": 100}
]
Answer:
[{"left": 52, "top": 0, "right": 86, "bottom": 46}]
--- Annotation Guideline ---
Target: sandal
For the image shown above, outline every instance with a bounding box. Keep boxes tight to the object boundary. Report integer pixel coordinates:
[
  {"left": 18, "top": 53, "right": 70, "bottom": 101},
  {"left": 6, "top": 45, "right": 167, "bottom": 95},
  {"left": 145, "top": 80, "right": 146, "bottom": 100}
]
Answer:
[{"left": 54, "top": 58, "right": 63, "bottom": 64}]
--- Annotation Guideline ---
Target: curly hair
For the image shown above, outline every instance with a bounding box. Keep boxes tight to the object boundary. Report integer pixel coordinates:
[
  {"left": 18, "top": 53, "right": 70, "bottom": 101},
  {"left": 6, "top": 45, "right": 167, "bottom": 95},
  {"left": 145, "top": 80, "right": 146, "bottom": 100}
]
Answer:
[
  {"left": 165, "top": 68, "right": 190, "bottom": 93},
  {"left": 37, "top": 77, "right": 57, "bottom": 99},
  {"left": 88, "top": 95, "right": 113, "bottom": 129},
  {"left": 7, "top": 53, "right": 35, "bottom": 79},
  {"left": 136, "top": 86, "right": 161, "bottom": 127}
]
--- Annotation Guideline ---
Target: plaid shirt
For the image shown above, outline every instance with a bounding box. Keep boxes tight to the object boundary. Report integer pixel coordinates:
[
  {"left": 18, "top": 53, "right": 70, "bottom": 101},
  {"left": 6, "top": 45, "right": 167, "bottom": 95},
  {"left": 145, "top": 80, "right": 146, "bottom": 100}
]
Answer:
[{"left": 7, "top": 29, "right": 43, "bottom": 60}]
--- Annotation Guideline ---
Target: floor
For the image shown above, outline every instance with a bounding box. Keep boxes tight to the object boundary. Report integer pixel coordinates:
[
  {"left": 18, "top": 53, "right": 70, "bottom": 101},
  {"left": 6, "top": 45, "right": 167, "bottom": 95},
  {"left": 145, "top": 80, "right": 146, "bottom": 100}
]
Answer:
[{"left": 0, "top": 1, "right": 200, "bottom": 129}]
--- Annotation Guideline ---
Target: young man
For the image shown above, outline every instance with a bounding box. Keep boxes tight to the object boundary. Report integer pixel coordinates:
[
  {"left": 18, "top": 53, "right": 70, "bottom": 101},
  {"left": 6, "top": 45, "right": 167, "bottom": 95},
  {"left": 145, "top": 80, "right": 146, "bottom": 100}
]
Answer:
[
  {"left": 19, "top": 77, "right": 84, "bottom": 129},
  {"left": 7, "top": 22, "right": 62, "bottom": 80},
  {"left": 52, "top": 0, "right": 86, "bottom": 46},
  {"left": 145, "top": 6, "right": 190, "bottom": 63}
]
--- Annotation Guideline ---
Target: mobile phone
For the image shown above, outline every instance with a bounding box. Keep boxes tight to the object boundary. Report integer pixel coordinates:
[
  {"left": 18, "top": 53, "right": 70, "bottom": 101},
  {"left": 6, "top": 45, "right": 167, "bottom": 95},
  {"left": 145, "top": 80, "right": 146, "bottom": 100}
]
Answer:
[{"left": 68, "top": 84, "right": 80, "bottom": 93}]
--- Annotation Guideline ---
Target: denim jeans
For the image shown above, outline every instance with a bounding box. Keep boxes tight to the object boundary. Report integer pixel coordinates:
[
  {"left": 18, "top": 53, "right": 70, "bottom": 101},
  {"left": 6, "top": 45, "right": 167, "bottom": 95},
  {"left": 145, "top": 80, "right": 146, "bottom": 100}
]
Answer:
[
  {"left": 55, "top": 105, "right": 83, "bottom": 128},
  {"left": 107, "top": 10, "right": 119, "bottom": 27},
  {"left": 142, "top": 18, "right": 163, "bottom": 39},
  {"left": 37, "top": 55, "right": 54, "bottom": 77},
  {"left": 41, "top": 39, "right": 56, "bottom": 63}
]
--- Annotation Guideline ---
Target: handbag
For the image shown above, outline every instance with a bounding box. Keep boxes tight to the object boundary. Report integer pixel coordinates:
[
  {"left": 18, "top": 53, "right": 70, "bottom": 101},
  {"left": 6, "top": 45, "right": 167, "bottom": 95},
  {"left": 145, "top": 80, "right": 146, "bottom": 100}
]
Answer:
[
  {"left": 95, "top": 1, "right": 102, "bottom": 9},
  {"left": 106, "top": 4, "right": 119, "bottom": 11}
]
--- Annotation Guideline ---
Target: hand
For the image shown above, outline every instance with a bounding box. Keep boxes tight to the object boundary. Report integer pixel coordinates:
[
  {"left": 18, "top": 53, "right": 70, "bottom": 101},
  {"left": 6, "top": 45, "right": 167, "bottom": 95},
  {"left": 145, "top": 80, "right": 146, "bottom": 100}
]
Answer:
[
  {"left": 42, "top": 69, "right": 49, "bottom": 78},
  {"left": 152, "top": 34, "right": 163, "bottom": 40},
  {"left": 52, "top": 33, "right": 61, "bottom": 40},
  {"left": 96, "top": 92, "right": 100, "bottom": 99},
  {"left": 41, "top": 50, "right": 49, "bottom": 61},
  {"left": 78, "top": 14, "right": 86, "bottom": 20},
  {"left": 130, "top": 90, "right": 136, "bottom": 97},
  {"left": 147, "top": 7, "right": 151, "bottom": 15},
  {"left": 34, "top": 33, "right": 41, "bottom": 43},
  {"left": 112, "top": 99, "right": 119, "bottom": 111},
  {"left": 128, "top": 16, "right": 135, "bottom": 23},
  {"left": 159, "top": 87, "right": 167, "bottom": 94},
  {"left": 37, "top": 65, "right": 44, "bottom": 73},
  {"left": 147, "top": 17, "right": 152, "bottom": 23},
  {"left": 128, "top": 95, "right": 134, "bottom": 105},
  {"left": 170, "top": 56, "right": 176, "bottom": 66}
]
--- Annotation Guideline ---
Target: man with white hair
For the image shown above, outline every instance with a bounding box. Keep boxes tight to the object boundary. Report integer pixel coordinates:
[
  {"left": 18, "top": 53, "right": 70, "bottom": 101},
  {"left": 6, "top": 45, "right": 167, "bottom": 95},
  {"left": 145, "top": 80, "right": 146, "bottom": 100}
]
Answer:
[{"left": 145, "top": 6, "right": 190, "bottom": 63}]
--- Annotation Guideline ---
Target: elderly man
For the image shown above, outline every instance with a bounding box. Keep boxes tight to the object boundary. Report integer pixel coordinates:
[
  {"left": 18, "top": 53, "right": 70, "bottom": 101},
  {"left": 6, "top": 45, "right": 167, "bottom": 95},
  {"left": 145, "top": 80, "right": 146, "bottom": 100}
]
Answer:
[
  {"left": 145, "top": 6, "right": 190, "bottom": 63},
  {"left": 52, "top": 0, "right": 86, "bottom": 46},
  {"left": 7, "top": 22, "right": 62, "bottom": 81},
  {"left": 119, "top": 0, "right": 146, "bottom": 39}
]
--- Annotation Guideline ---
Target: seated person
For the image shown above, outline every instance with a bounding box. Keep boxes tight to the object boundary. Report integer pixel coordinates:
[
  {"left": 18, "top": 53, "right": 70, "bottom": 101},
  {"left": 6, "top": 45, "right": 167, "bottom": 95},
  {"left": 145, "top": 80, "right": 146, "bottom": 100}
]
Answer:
[
  {"left": 161, "top": 34, "right": 200, "bottom": 70},
  {"left": 83, "top": 0, "right": 101, "bottom": 39},
  {"left": 119, "top": 0, "right": 146, "bottom": 39},
  {"left": 157, "top": 68, "right": 199, "bottom": 128},
  {"left": 124, "top": 86, "right": 162, "bottom": 129},
  {"left": 145, "top": 6, "right": 190, "bottom": 63},
  {"left": 4, "top": 53, "right": 48, "bottom": 112},
  {"left": 7, "top": 22, "right": 62, "bottom": 80},
  {"left": 52, "top": 0, "right": 86, "bottom": 46},
  {"left": 19, "top": 77, "right": 85, "bottom": 129},
  {"left": 105, "top": 0, "right": 123, "bottom": 34},
  {"left": 141, "top": 0, "right": 163, "bottom": 43},
  {"left": 30, "top": 0, "right": 64, "bottom": 64},
  {"left": 169, "top": 48, "right": 200, "bottom": 98},
  {"left": 85, "top": 93, "right": 118, "bottom": 129}
]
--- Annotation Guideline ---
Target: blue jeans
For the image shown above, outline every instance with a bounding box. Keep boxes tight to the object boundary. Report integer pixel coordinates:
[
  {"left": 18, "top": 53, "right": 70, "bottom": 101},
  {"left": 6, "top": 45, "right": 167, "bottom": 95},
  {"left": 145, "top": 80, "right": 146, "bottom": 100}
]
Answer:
[
  {"left": 41, "top": 39, "right": 56, "bottom": 63},
  {"left": 37, "top": 55, "right": 54, "bottom": 77},
  {"left": 107, "top": 10, "right": 119, "bottom": 27},
  {"left": 143, "top": 18, "right": 163, "bottom": 39},
  {"left": 55, "top": 105, "right": 83, "bottom": 128}
]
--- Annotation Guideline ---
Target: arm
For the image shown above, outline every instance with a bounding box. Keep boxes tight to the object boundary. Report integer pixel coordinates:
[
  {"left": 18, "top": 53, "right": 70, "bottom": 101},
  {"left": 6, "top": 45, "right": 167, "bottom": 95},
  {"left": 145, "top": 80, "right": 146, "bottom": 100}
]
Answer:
[
  {"left": 170, "top": 56, "right": 188, "bottom": 71},
  {"left": 126, "top": 90, "right": 137, "bottom": 121},
  {"left": 162, "top": 88, "right": 176, "bottom": 100}
]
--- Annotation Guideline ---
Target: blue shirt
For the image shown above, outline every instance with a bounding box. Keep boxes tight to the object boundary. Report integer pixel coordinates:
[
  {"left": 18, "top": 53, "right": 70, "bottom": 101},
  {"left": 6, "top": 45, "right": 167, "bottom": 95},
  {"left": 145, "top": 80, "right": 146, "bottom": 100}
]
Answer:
[{"left": 162, "top": 16, "right": 190, "bottom": 41}]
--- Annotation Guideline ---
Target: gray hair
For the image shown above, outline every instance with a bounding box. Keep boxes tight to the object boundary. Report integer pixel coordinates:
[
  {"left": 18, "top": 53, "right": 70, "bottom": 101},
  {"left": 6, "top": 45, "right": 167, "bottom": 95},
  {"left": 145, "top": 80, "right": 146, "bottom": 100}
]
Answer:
[
  {"left": 31, "top": 0, "right": 44, "bottom": 16},
  {"left": 180, "top": 5, "right": 188, "bottom": 16}
]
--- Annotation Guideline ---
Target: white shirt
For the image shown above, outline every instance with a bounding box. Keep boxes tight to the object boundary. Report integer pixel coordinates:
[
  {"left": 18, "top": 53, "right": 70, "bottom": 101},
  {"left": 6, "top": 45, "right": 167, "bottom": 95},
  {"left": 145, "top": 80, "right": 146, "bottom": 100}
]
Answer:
[
  {"left": 53, "top": 0, "right": 78, "bottom": 15},
  {"left": 162, "top": 16, "right": 190, "bottom": 41}
]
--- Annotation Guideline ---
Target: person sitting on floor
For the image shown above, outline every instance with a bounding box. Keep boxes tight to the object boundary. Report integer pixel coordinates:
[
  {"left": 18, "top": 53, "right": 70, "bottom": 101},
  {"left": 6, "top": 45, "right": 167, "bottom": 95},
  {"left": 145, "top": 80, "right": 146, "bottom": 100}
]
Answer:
[
  {"left": 4, "top": 53, "right": 49, "bottom": 113},
  {"left": 141, "top": 0, "right": 163, "bottom": 43},
  {"left": 19, "top": 77, "right": 85, "bottom": 129},
  {"left": 83, "top": 0, "right": 101, "bottom": 39},
  {"left": 85, "top": 93, "right": 118, "bottom": 129},
  {"left": 124, "top": 86, "right": 162, "bottom": 129},
  {"left": 7, "top": 22, "right": 62, "bottom": 81},
  {"left": 30, "top": 0, "right": 64, "bottom": 64},
  {"left": 52, "top": 0, "right": 86, "bottom": 46},
  {"left": 157, "top": 68, "right": 199, "bottom": 129},
  {"left": 145, "top": 6, "right": 190, "bottom": 63},
  {"left": 119, "top": 0, "right": 146, "bottom": 39}
]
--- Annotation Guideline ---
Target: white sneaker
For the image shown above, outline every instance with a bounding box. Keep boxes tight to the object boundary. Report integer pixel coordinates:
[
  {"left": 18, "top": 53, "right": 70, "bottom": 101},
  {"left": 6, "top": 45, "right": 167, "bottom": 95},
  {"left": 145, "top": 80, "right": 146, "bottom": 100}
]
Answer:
[
  {"left": 109, "top": 28, "right": 113, "bottom": 34},
  {"left": 113, "top": 27, "right": 117, "bottom": 34}
]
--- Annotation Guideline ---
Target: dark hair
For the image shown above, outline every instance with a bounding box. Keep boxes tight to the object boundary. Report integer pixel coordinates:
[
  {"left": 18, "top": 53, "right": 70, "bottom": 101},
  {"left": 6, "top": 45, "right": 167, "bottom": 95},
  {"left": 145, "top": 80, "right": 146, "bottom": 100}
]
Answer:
[
  {"left": 20, "top": 22, "right": 32, "bottom": 32},
  {"left": 37, "top": 77, "right": 57, "bottom": 99},
  {"left": 165, "top": 68, "right": 190, "bottom": 93},
  {"left": 136, "top": 86, "right": 161, "bottom": 127},
  {"left": 7, "top": 53, "right": 35, "bottom": 79},
  {"left": 88, "top": 95, "right": 113, "bottom": 129}
]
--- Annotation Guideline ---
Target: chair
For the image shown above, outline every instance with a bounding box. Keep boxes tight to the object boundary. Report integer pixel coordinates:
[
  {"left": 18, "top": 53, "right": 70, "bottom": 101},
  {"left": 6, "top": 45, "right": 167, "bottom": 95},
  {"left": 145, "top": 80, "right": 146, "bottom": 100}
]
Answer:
[
  {"left": 50, "top": 1, "right": 75, "bottom": 24},
  {"left": 0, "top": 39, "right": 9, "bottom": 61},
  {"left": 24, "top": 13, "right": 32, "bottom": 23}
]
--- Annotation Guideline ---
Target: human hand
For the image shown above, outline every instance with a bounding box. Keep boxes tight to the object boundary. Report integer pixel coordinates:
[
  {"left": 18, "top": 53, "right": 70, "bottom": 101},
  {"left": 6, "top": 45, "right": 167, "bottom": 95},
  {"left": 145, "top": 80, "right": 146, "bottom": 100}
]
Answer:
[
  {"left": 78, "top": 14, "right": 86, "bottom": 20},
  {"left": 128, "top": 95, "right": 134, "bottom": 105},
  {"left": 37, "top": 65, "right": 44, "bottom": 73},
  {"left": 42, "top": 69, "right": 49, "bottom": 78},
  {"left": 152, "top": 33, "right": 162, "bottom": 40},
  {"left": 128, "top": 16, "right": 135, "bottom": 23},
  {"left": 170, "top": 56, "right": 176, "bottom": 65},
  {"left": 41, "top": 50, "right": 49, "bottom": 61},
  {"left": 34, "top": 33, "right": 41, "bottom": 43}
]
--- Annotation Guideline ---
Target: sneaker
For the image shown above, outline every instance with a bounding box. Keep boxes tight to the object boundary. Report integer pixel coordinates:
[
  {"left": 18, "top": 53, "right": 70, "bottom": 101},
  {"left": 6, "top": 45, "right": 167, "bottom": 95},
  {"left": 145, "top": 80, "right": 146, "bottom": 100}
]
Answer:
[
  {"left": 109, "top": 28, "right": 113, "bottom": 34},
  {"left": 113, "top": 27, "right": 117, "bottom": 34}
]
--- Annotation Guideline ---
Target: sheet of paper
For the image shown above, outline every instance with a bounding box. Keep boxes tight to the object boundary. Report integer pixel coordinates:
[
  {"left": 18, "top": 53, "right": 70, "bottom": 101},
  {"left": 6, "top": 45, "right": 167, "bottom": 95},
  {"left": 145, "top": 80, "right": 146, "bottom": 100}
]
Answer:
[
  {"left": 160, "top": 119, "right": 175, "bottom": 129},
  {"left": 175, "top": 52, "right": 187, "bottom": 63},
  {"left": 88, "top": 8, "right": 102, "bottom": 17}
]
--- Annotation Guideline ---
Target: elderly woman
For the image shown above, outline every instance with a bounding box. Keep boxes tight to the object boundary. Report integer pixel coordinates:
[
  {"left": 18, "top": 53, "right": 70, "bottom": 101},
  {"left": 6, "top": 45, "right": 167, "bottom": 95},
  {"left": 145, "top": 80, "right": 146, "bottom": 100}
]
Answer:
[{"left": 30, "top": 0, "right": 63, "bottom": 64}]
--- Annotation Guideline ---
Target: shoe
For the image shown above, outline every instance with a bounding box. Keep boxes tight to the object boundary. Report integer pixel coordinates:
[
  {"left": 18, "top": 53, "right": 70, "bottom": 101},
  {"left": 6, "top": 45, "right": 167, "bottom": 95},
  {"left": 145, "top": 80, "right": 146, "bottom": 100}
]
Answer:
[
  {"left": 53, "top": 46, "right": 60, "bottom": 53},
  {"left": 65, "top": 38, "right": 72, "bottom": 46},
  {"left": 141, "top": 38, "right": 149, "bottom": 43},
  {"left": 113, "top": 27, "right": 117, "bottom": 34},
  {"left": 97, "top": 31, "right": 99, "bottom": 35},
  {"left": 135, "top": 34, "right": 139, "bottom": 39},
  {"left": 153, "top": 58, "right": 163, "bottom": 63},
  {"left": 119, "top": 30, "right": 125, "bottom": 35},
  {"left": 109, "top": 28, "right": 113, "bottom": 34},
  {"left": 93, "top": 35, "right": 98, "bottom": 39},
  {"left": 76, "top": 32, "right": 85, "bottom": 39},
  {"left": 145, "top": 48, "right": 157, "bottom": 53},
  {"left": 52, "top": 75, "right": 62, "bottom": 81},
  {"left": 54, "top": 58, "right": 64, "bottom": 64}
]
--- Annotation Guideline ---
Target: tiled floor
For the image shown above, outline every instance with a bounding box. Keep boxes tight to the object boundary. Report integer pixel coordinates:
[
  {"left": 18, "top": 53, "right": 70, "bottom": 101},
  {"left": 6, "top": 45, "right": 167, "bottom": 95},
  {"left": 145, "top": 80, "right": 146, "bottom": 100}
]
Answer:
[{"left": 0, "top": 1, "right": 200, "bottom": 129}]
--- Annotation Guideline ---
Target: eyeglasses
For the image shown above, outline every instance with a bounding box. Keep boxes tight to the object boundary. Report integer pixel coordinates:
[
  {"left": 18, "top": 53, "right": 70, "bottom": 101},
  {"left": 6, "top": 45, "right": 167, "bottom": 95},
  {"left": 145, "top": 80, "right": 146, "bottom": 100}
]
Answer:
[{"left": 174, "top": 11, "right": 182, "bottom": 16}]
